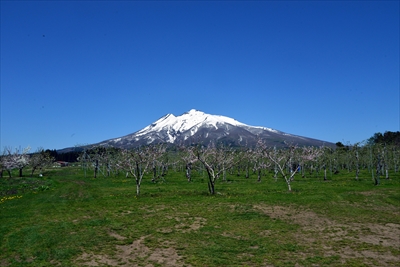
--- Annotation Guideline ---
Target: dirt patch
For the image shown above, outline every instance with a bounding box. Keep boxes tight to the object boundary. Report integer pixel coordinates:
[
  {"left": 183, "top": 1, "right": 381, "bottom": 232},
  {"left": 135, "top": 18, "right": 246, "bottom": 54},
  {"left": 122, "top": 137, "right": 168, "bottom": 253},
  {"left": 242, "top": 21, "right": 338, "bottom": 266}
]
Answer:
[
  {"left": 358, "top": 191, "right": 379, "bottom": 196},
  {"left": 72, "top": 215, "right": 91, "bottom": 224},
  {"left": 76, "top": 234, "right": 192, "bottom": 267},
  {"left": 355, "top": 222, "right": 400, "bottom": 247},
  {"left": 254, "top": 205, "right": 334, "bottom": 230},
  {"left": 139, "top": 204, "right": 167, "bottom": 213},
  {"left": 109, "top": 231, "right": 126, "bottom": 241},
  {"left": 158, "top": 215, "right": 207, "bottom": 234},
  {"left": 76, "top": 252, "right": 117, "bottom": 266},
  {"left": 221, "top": 231, "right": 243, "bottom": 240},
  {"left": 254, "top": 204, "right": 400, "bottom": 266}
]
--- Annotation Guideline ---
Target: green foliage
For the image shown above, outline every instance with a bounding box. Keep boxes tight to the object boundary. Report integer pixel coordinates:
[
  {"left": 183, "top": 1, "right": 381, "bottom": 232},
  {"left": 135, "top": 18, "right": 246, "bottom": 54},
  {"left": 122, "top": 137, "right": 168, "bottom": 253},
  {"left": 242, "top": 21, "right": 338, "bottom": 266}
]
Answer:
[{"left": 367, "top": 131, "right": 400, "bottom": 146}]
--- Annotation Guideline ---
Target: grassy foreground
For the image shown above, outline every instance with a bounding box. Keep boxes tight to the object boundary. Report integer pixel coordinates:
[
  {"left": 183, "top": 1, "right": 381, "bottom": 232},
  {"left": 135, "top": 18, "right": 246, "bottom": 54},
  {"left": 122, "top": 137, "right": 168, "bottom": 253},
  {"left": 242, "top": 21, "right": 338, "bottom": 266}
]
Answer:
[{"left": 1, "top": 167, "right": 399, "bottom": 267}]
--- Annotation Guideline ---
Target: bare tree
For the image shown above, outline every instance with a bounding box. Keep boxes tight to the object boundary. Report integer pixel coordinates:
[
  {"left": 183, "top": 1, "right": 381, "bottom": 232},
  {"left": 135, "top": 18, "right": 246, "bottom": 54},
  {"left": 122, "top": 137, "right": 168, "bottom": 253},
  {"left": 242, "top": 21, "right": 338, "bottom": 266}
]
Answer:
[
  {"left": 151, "top": 151, "right": 172, "bottom": 183},
  {"left": 392, "top": 145, "right": 399, "bottom": 173},
  {"left": 29, "top": 148, "right": 55, "bottom": 177},
  {"left": 77, "top": 146, "right": 119, "bottom": 178},
  {"left": 116, "top": 145, "right": 166, "bottom": 196},
  {"left": 232, "top": 148, "right": 251, "bottom": 179},
  {"left": 77, "top": 148, "right": 90, "bottom": 178},
  {"left": 319, "top": 147, "right": 334, "bottom": 181},
  {"left": 91, "top": 147, "right": 110, "bottom": 178},
  {"left": 257, "top": 140, "right": 322, "bottom": 191},
  {"left": 180, "top": 146, "right": 198, "bottom": 182},
  {"left": 192, "top": 143, "right": 237, "bottom": 195},
  {"left": 351, "top": 143, "right": 361, "bottom": 181},
  {"left": 250, "top": 145, "right": 271, "bottom": 182}
]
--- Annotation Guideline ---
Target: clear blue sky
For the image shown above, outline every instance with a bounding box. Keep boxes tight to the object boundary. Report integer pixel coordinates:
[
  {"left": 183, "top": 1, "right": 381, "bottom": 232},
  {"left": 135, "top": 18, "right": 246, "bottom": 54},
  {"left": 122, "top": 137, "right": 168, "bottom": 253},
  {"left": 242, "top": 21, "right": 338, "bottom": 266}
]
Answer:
[{"left": 1, "top": 1, "right": 399, "bottom": 151}]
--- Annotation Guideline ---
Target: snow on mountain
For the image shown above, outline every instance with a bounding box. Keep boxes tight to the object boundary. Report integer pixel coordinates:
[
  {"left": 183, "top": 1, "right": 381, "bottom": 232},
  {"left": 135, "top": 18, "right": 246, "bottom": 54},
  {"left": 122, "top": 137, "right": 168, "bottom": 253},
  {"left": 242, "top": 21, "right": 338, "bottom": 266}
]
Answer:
[
  {"left": 93, "top": 109, "right": 333, "bottom": 148},
  {"left": 130, "top": 109, "right": 282, "bottom": 144},
  {"left": 136, "top": 109, "right": 255, "bottom": 138},
  {"left": 142, "top": 110, "right": 240, "bottom": 132}
]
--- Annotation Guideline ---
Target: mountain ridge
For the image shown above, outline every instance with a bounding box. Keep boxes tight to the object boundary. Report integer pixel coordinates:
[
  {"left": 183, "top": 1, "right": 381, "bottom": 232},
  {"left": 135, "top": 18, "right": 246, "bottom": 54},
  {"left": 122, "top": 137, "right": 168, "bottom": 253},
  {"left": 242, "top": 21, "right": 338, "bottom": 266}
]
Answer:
[
  {"left": 82, "top": 109, "right": 334, "bottom": 149},
  {"left": 57, "top": 109, "right": 335, "bottom": 153}
]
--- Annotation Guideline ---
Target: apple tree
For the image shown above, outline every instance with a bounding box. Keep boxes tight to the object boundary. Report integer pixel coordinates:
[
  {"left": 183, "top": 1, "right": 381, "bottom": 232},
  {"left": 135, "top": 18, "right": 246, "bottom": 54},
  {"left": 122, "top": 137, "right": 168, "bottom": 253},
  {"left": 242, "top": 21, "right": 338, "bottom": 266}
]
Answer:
[
  {"left": 191, "top": 143, "right": 237, "bottom": 195},
  {"left": 116, "top": 145, "right": 166, "bottom": 196}
]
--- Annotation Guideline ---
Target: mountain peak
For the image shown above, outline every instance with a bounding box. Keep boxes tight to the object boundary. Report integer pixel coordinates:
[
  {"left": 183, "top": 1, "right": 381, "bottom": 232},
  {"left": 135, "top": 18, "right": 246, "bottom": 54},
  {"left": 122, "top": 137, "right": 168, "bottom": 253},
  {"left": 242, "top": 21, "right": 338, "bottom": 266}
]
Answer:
[
  {"left": 93, "top": 109, "right": 334, "bottom": 148},
  {"left": 185, "top": 109, "right": 203, "bottom": 115}
]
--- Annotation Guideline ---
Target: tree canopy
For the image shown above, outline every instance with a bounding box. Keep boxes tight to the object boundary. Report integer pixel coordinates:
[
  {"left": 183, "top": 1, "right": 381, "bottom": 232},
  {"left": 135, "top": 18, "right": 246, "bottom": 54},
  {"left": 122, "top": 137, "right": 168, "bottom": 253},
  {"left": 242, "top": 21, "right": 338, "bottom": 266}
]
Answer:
[{"left": 367, "top": 131, "right": 400, "bottom": 146}]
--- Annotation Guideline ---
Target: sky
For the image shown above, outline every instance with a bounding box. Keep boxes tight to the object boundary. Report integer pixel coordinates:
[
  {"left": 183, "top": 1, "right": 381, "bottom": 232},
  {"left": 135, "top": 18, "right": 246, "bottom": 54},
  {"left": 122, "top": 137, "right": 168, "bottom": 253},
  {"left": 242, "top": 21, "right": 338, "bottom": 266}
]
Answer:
[{"left": 1, "top": 0, "right": 399, "bottom": 151}]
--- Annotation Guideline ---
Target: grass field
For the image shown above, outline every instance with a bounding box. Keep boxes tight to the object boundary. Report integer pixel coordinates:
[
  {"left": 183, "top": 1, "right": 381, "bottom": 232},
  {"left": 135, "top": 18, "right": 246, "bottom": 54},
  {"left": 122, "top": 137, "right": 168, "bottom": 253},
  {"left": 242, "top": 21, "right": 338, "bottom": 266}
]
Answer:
[{"left": 1, "top": 166, "right": 399, "bottom": 266}]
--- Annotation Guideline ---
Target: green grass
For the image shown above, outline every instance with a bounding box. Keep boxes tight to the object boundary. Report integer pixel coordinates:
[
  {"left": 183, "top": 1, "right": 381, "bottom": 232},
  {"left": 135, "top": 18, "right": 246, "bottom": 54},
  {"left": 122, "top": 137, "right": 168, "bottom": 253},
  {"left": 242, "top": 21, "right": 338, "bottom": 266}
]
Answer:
[{"left": 1, "top": 167, "right": 399, "bottom": 266}]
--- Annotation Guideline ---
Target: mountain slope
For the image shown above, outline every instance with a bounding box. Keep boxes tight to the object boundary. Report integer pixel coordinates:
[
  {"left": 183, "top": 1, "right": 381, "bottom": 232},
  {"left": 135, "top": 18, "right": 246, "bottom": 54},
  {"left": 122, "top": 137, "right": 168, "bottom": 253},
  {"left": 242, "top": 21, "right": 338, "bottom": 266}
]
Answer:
[{"left": 93, "top": 109, "right": 333, "bottom": 148}]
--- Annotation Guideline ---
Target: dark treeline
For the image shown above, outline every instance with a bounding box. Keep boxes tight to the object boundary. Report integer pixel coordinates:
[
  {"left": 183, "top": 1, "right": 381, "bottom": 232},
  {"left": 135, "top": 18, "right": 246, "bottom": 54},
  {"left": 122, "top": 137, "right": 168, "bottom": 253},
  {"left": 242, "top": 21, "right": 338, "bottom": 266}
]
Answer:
[
  {"left": 45, "top": 149, "right": 81, "bottom": 162},
  {"left": 367, "top": 131, "right": 400, "bottom": 146}
]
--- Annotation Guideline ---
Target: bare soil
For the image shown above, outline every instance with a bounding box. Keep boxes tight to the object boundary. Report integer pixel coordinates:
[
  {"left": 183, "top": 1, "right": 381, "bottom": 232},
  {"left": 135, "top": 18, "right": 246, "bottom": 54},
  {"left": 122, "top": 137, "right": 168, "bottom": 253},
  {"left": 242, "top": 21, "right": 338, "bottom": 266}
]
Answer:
[
  {"left": 75, "top": 205, "right": 399, "bottom": 266},
  {"left": 254, "top": 205, "right": 400, "bottom": 266},
  {"left": 76, "top": 234, "right": 192, "bottom": 267}
]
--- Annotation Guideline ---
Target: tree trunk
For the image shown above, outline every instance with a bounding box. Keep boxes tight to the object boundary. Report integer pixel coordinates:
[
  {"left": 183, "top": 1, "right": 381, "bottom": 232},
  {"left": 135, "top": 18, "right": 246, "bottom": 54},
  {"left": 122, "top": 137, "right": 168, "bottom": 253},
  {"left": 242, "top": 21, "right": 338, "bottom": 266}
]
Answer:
[
  {"left": 186, "top": 163, "right": 191, "bottom": 182},
  {"left": 375, "top": 168, "right": 380, "bottom": 186},
  {"left": 19, "top": 168, "right": 23, "bottom": 177},
  {"left": 94, "top": 159, "right": 99, "bottom": 178},
  {"left": 206, "top": 168, "right": 215, "bottom": 195},
  {"left": 375, "top": 155, "right": 381, "bottom": 185},
  {"left": 31, "top": 167, "right": 37, "bottom": 177},
  {"left": 162, "top": 165, "right": 167, "bottom": 177},
  {"left": 153, "top": 162, "right": 157, "bottom": 180},
  {"left": 208, "top": 180, "right": 215, "bottom": 195},
  {"left": 287, "top": 181, "right": 292, "bottom": 191},
  {"left": 374, "top": 173, "right": 380, "bottom": 185},
  {"left": 136, "top": 181, "right": 141, "bottom": 196}
]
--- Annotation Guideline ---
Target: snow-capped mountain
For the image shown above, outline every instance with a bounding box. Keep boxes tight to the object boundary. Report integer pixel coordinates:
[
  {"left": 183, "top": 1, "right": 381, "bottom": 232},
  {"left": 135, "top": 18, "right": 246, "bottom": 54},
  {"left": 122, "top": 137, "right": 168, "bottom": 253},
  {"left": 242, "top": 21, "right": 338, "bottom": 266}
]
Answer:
[{"left": 93, "top": 109, "right": 333, "bottom": 148}]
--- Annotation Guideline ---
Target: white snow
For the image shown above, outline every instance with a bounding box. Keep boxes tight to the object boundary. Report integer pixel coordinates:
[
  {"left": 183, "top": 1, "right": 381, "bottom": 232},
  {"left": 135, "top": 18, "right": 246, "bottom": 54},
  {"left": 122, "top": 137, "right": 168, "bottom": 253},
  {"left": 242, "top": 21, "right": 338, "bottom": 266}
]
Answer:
[
  {"left": 131, "top": 109, "right": 280, "bottom": 143},
  {"left": 248, "top": 126, "right": 279, "bottom": 133}
]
